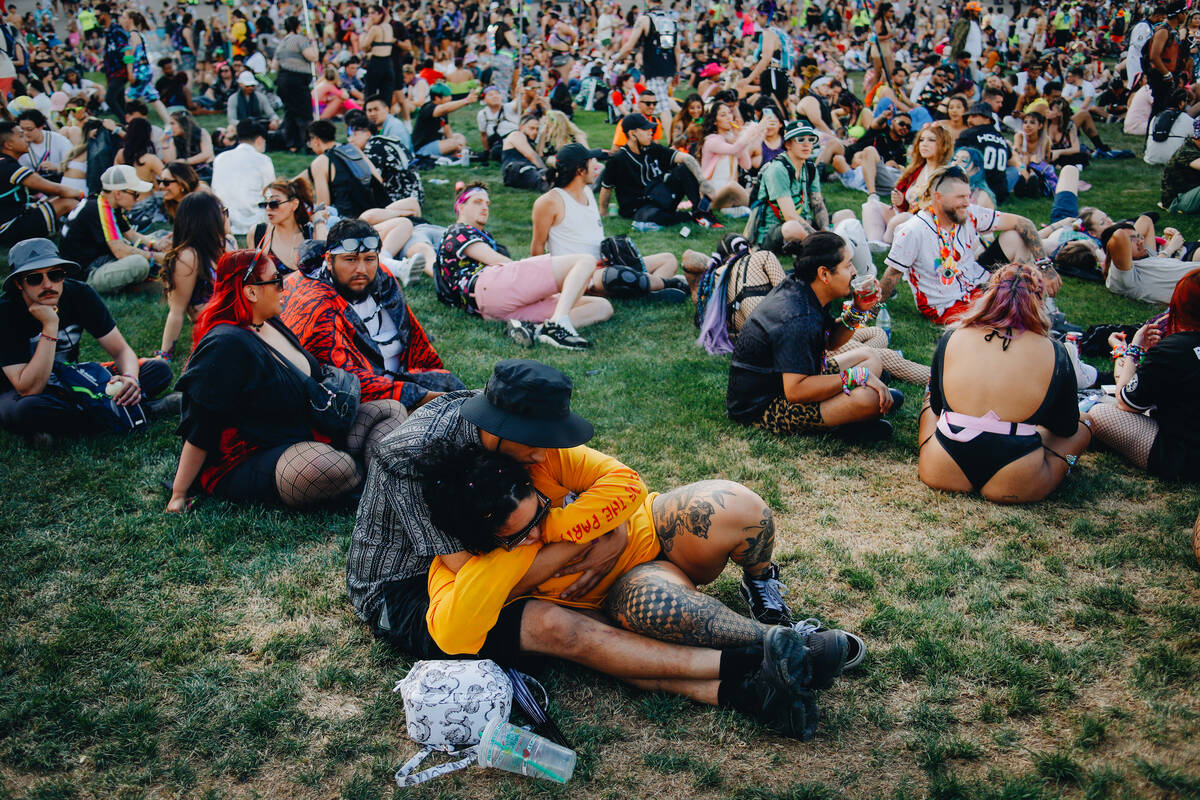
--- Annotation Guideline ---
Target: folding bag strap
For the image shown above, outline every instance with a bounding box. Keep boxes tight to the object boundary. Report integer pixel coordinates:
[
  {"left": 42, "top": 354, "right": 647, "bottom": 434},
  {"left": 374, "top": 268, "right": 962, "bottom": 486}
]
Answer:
[{"left": 394, "top": 745, "right": 478, "bottom": 787}]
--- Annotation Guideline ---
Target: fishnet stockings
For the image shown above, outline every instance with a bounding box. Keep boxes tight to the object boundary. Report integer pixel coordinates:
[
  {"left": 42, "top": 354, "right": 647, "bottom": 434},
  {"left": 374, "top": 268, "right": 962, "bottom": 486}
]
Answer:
[
  {"left": 272, "top": 400, "right": 407, "bottom": 507},
  {"left": 1087, "top": 403, "right": 1157, "bottom": 470},
  {"left": 345, "top": 399, "right": 407, "bottom": 463},
  {"left": 274, "top": 441, "right": 361, "bottom": 508},
  {"left": 727, "top": 251, "right": 787, "bottom": 333},
  {"left": 829, "top": 326, "right": 931, "bottom": 385}
]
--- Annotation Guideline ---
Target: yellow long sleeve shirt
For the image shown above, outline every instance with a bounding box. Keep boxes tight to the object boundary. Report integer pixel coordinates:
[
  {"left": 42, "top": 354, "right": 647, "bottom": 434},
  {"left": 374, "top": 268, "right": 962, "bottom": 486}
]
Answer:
[{"left": 426, "top": 445, "right": 662, "bottom": 655}]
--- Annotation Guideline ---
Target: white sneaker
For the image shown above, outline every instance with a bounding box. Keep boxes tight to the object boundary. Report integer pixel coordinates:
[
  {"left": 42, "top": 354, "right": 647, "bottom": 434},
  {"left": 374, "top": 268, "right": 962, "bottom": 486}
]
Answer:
[{"left": 723, "top": 205, "right": 752, "bottom": 218}]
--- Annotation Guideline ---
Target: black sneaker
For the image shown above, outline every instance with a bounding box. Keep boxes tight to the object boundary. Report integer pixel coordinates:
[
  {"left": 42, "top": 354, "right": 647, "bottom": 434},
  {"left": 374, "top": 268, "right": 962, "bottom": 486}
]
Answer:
[
  {"left": 648, "top": 286, "right": 688, "bottom": 302},
  {"left": 887, "top": 388, "right": 905, "bottom": 414},
  {"left": 724, "top": 627, "right": 819, "bottom": 740},
  {"left": 740, "top": 563, "right": 793, "bottom": 625},
  {"left": 143, "top": 391, "right": 183, "bottom": 420},
  {"left": 662, "top": 275, "right": 690, "bottom": 293},
  {"left": 794, "top": 618, "right": 866, "bottom": 672},
  {"left": 505, "top": 319, "right": 537, "bottom": 348},
  {"left": 537, "top": 321, "right": 592, "bottom": 350},
  {"left": 837, "top": 418, "right": 893, "bottom": 443}
]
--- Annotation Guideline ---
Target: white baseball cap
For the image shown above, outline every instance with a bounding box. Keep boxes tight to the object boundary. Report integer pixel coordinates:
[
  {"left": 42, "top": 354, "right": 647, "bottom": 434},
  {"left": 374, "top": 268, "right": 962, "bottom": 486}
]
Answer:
[
  {"left": 101, "top": 164, "right": 153, "bottom": 193},
  {"left": 236, "top": 70, "right": 258, "bottom": 87}
]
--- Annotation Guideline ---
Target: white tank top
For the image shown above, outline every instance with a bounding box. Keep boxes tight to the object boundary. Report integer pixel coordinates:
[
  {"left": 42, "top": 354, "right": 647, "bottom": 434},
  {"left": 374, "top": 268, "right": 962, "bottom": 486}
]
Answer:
[{"left": 546, "top": 186, "right": 604, "bottom": 260}]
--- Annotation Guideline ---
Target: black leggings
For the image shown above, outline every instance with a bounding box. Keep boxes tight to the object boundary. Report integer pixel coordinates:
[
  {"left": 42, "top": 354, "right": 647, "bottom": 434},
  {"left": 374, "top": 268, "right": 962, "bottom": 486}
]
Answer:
[{"left": 364, "top": 55, "right": 396, "bottom": 104}]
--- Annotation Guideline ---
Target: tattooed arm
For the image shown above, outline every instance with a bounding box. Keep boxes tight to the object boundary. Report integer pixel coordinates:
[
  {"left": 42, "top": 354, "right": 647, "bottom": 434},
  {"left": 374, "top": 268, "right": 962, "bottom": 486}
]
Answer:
[
  {"left": 810, "top": 189, "right": 829, "bottom": 232},
  {"left": 993, "top": 211, "right": 1048, "bottom": 261}
]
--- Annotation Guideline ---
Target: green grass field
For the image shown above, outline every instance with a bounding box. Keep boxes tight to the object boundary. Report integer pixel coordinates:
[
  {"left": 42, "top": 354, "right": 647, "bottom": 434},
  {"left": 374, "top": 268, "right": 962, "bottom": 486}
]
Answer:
[{"left": 1, "top": 102, "right": 1198, "bottom": 800}]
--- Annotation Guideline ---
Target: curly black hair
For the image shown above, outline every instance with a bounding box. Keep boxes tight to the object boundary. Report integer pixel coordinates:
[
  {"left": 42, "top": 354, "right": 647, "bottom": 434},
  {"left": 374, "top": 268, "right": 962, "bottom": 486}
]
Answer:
[{"left": 414, "top": 441, "right": 535, "bottom": 554}]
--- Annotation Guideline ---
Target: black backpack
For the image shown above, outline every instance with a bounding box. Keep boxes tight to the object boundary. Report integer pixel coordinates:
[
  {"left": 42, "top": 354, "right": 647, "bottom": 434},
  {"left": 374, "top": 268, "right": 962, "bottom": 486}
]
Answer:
[
  {"left": 1150, "top": 108, "right": 1184, "bottom": 143},
  {"left": 327, "top": 144, "right": 389, "bottom": 217},
  {"left": 86, "top": 127, "right": 120, "bottom": 195}
]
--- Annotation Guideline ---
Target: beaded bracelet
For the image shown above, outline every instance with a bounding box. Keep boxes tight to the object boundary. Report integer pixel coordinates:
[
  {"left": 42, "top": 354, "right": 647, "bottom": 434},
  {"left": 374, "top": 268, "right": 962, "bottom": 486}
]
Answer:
[
  {"left": 841, "top": 366, "right": 870, "bottom": 394},
  {"left": 153, "top": 349, "right": 173, "bottom": 361},
  {"left": 38, "top": 332, "right": 58, "bottom": 344},
  {"left": 1111, "top": 342, "right": 1146, "bottom": 362}
]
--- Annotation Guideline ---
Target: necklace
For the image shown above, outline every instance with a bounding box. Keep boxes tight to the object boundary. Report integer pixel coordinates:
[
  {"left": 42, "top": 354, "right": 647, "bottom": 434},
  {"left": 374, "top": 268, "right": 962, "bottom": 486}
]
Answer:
[
  {"left": 249, "top": 321, "right": 264, "bottom": 332},
  {"left": 927, "top": 205, "right": 961, "bottom": 286}
]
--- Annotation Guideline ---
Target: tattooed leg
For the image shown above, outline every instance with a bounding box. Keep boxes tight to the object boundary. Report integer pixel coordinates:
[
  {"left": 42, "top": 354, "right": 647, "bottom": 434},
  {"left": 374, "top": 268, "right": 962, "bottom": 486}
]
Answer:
[
  {"left": 652, "top": 480, "right": 778, "bottom": 585},
  {"left": 604, "top": 561, "right": 769, "bottom": 648}
]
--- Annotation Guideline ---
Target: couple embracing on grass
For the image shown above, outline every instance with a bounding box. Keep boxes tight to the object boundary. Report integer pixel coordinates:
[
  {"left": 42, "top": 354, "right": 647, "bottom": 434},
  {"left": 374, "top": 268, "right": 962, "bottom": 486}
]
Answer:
[{"left": 346, "top": 358, "right": 867, "bottom": 740}]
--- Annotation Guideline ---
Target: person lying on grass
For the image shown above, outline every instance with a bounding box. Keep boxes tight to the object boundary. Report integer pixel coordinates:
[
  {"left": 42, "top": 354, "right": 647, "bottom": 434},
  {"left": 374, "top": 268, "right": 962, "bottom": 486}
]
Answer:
[
  {"left": 347, "top": 358, "right": 863, "bottom": 741},
  {"left": 433, "top": 182, "right": 610, "bottom": 351},
  {"left": 1088, "top": 268, "right": 1200, "bottom": 484},
  {"left": 917, "top": 262, "right": 1092, "bottom": 504},
  {"left": 726, "top": 231, "right": 904, "bottom": 443}
]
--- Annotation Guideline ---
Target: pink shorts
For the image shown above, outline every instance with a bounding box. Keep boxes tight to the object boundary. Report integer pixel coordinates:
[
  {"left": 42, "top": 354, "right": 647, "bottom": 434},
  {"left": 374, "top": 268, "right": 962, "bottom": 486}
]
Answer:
[{"left": 473, "top": 256, "right": 560, "bottom": 322}]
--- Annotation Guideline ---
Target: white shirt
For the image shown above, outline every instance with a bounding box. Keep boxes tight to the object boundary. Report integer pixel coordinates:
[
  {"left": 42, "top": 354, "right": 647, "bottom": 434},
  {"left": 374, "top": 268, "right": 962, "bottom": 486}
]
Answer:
[
  {"left": 1062, "top": 80, "right": 1096, "bottom": 109},
  {"left": 1108, "top": 257, "right": 1197, "bottom": 305},
  {"left": 885, "top": 204, "right": 997, "bottom": 316},
  {"left": 350, "top": 295, "right": 403, "bottom": 372},
  {"left": 211, "top": 142, "right": 276, "bottom": 235},
  {"left": 476, "top": 102, "right": 520, "bottom": 138},
  {"left": 1144, "top": 111, "right": 1194, "bottom": 165},
  {"left": 19, "top": 130, "right": 72, "bottom": 172},
  {"left": 1128, "top": 21, "right": 1154, "bottom": 86},
  {"left": 546, "top": 187, "right": 604, "bottom": 260}
]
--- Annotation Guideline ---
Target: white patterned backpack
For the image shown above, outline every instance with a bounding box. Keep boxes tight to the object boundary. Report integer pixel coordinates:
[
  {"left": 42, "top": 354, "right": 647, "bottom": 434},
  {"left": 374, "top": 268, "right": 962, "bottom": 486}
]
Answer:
[{"left": 393, "top": 659, "right": 513, "bottom": 786}]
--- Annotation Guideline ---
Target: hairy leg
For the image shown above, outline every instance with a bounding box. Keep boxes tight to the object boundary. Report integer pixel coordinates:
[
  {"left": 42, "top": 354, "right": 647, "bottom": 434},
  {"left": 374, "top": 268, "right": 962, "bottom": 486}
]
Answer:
[
  {"left": 651, "top": 480, "right": 777, "bottom": 584},
  {"left": 603, "top": 561, "right": 768, "bottom": 648}
]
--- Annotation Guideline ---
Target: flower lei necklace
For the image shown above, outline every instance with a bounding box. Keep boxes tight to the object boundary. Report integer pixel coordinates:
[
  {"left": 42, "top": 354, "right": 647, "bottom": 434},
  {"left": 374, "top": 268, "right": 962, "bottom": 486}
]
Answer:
[{"left": 927, "top": 205, "right": 961, "bottom": 286}]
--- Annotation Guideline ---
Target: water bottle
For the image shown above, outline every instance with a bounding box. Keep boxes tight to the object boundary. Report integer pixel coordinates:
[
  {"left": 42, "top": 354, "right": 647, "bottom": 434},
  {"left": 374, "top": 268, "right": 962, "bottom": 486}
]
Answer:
[
  {"left": 876, "top": 305, "right": 892, "bottom": 340},
  {"left": 476, "top": 720, "right": 576, "bottom": 784},
  {"left": 632, "top": 220, "right": 663, "bottom": 232},
  {"left": 427, "top": 178, "right": 450, "bottom": 185}
]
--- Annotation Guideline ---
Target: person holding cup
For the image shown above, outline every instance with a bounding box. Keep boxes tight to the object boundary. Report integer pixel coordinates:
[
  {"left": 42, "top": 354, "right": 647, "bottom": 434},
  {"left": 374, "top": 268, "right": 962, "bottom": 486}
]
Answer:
[{"left": 727, "top": 231, "right": 904, "bottom": 442}]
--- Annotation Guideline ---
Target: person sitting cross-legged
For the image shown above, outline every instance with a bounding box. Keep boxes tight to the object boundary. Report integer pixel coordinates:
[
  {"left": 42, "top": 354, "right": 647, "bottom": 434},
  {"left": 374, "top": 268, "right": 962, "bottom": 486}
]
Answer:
[
  {"left": 0, "top": 238, "right": 177, "bottom": 442},
  {"left": 917, "top": 262, "right": 1092, "bottom": 503},
  {"left": 166, "top": 249, "right": 407, "bottom": 511},
  {"left": 347, "top": 358, "right": 865, "bottom": 741},
  {"left": 280, "top": 218, "right": 466, "bottom": 413},
  {"left": 434, "top": 182, "right": 610, "bottom": 350},
  {"left": 879, "top": 165, "right": 1061, "bottom": 326},
  {"left": 727, "top": 231, "right": 903, "bottom": 442},
  {"left": 1088, "top": 270, "right": 1200, "bottom": 483}
]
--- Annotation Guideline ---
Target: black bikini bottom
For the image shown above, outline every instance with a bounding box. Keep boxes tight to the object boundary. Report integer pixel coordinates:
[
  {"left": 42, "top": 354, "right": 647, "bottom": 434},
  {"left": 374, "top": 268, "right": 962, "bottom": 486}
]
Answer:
[{"left": 932, "top": 427, "right": 1043, "bottom": 492}]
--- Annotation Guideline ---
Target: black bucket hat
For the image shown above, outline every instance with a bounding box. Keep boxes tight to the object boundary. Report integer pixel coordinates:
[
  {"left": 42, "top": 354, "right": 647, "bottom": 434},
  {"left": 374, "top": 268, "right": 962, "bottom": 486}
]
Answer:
[{"left": 460, "top": 359, "right": 594, "bottom": 448}]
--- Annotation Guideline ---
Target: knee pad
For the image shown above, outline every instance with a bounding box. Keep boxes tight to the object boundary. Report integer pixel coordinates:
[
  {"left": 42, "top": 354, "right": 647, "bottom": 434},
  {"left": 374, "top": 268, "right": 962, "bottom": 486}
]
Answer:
[{"left": 601, "top": 265, "right": 650, "bottom": 298}]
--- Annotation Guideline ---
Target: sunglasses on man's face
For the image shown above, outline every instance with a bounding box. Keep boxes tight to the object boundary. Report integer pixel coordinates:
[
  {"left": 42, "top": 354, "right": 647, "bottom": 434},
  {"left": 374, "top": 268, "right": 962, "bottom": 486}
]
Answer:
[
  {"left": 22, "top": 268, "right": 66, "bottom": 287},
  {"left": 494, "top": 490, "right": 551, "bottom": 551},
  {"left": 641, "top": 100, "right": 657, "bottom": 107}
]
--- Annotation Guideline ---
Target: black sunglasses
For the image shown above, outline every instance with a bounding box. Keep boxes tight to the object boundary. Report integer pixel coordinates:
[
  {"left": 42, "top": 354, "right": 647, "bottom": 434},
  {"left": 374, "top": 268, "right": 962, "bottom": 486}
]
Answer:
[
  {"left": 157, "top": 177, "right": 178, "bottom": 186},
  {"left": 641, "top": 100, "right": 657, "bottom": 106},
  {"left": 257, "top": 198, "right": 291, "bottom": 209},
  {"left": 22, "top": 268, "right": 66, "bottom": 286},
  {"left": 494, "top": 490, "right": 550, "bottom": 551},
  {"left": 245, "top": 273, "right": 284, "bottom": 288}
]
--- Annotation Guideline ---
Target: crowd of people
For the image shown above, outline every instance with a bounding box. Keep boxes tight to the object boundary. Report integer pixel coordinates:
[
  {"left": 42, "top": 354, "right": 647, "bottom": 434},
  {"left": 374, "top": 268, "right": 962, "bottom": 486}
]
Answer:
[{"left": 2, "top": 0, "right": 1199, "bottom": 743}]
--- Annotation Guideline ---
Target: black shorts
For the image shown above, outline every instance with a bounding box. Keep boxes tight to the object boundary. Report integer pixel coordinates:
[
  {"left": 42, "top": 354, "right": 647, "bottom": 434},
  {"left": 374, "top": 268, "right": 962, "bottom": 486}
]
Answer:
[
  {"left": 979, "top": 237, "right": 1008, "bottom": 270},
  {"left": 374, "top": 573, "right": 530, "bottom": 667},
  {"left": 211, "top": 443, "right": 292, "bottom": 504},
  {"left": 0, "top": 201, "right": 57, "bottom": 248}
]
